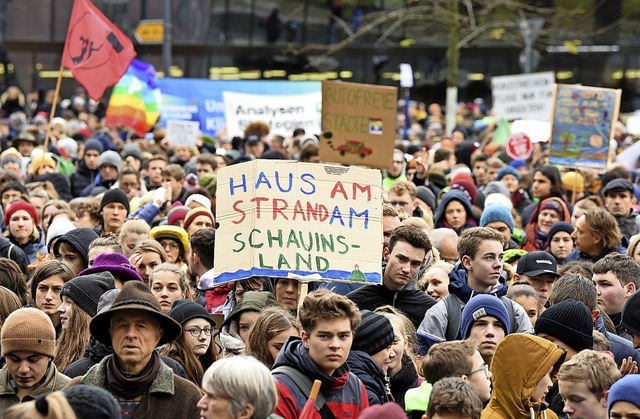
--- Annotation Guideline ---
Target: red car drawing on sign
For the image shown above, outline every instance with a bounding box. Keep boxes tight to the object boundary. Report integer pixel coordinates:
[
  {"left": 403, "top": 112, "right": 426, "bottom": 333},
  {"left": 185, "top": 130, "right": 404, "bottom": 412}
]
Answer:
[{"left": 336, "top": 140, "right": 373, "bottom": 158}]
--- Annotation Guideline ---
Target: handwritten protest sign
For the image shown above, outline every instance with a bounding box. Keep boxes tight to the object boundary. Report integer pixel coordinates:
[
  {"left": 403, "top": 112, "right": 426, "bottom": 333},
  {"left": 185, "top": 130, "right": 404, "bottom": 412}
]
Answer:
[
  {"left": 491, "top": 72, "right": 555, "bottom": 121},
  {"left": 212, "top": 160, "right": 383, "bottom": 285},
  {"left": 549, "top": 84, "right": 621, "bottom": 169},
  {"left": 320, "top": 80, "right": 397, "bottom": 169},
  {"left": 167, "top": 119, "right": 200, "bottom": 147}
]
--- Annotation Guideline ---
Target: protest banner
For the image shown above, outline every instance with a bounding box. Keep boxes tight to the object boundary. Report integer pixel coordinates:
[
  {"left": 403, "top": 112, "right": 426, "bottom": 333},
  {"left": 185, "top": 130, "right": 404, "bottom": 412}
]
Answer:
[
  {"left": 505, "top": 132, "right": 533, "bottom": 160},
  {"left": 212, "top": 160, "right": 383, "bottom": 285},
  {"left": 549, "top": 84, "right": 621, "bottom": 170},
  {"left": 510, "top": 119, "right": 551, "bottom": 144},
  {"left": 320, "top": 80, "right": 397, "bottom": 169},
  {"left": 491, "top": 72, "right": 555, "bottom": 121},
  {"left": 167, "top": 119, "right": 199, "bottom": 147}
]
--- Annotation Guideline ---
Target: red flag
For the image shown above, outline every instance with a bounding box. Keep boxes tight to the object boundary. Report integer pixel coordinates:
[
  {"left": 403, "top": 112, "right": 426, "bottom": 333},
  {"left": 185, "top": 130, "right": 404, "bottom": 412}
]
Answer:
[{"left": 62, "top": 0, "right": 136, "bottom": 100}]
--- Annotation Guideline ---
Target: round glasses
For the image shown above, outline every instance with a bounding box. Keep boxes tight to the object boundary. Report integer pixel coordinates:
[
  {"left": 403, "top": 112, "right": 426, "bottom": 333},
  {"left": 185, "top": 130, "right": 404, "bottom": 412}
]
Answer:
[{"left": 185, "top": 327, "right": 213, "bottom": 337}]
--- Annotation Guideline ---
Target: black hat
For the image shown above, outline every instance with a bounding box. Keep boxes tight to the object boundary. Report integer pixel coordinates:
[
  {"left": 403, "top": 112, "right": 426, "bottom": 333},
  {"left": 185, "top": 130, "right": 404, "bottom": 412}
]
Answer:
[
  {"left": 169, "top": 299, "right": 216, "bottom": 328},
  {"left": 535, "top": 299, "right": 594, "bottom": 352},
  {"left": 352, "top": 310, "right": 394, "bottom": 356},
  {"left": 61, "top": 272, "right": 116, "bottom": 317},
  {"left": 53, "top": 228, "right": 99, "bottom": 269},
  {"left": 546, "top": 222, "right": 574, "bottom": 247},
  {"left": 516, "top": 251, "right": 559, "bottom": 278},
  {"left": 89, "top": 281, "right": 182, "bottom": 347},
  {"left": 603, "top": 178, "right": 635, "bottom": 196},
  {"left": 416, "top": 186, "right": 436, "bottom": 212},
  {"left": 100, "top": 188, "right": 130, "bottom": 215},
  {"left": 621, "top": 290, "right": 640, "bottom": 338},
  {"left": 62, "top": 384, "right": 120, "bottom": 419}
]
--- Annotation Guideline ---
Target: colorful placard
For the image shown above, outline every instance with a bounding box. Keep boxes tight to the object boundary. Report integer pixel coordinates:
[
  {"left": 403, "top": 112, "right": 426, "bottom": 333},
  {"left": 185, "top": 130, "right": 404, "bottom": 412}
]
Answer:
[
  {"left": 549, "top": 84, "right": 621, "bottom": 169},
  {"left": 320, "top": 80, "right": 397, "bottom": 169},
  {"left": 212, "top": 160, "right": 383, "bottom": 285}
]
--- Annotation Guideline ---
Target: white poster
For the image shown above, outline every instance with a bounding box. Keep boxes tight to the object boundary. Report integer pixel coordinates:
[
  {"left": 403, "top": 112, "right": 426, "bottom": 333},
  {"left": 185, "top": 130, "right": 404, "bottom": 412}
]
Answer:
[
  {"left": 491, "top": 72, "right": 555, "bottom": 122},
  {"left": 167, "top": 119, "right": 200, "bottom": 147},
  {"left": 222, "top": 91, "right": 322, "bottom": 138}
]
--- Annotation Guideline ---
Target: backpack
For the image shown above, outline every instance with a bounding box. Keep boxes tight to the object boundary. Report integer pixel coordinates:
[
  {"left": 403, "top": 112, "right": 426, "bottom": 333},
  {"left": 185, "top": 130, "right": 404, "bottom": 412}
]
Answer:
[
  {"left": 443, "top": 295, "right": 518, "bottom": 341},
  {"left": 272, "top": 365, "right": 337, "bottom": 419}
]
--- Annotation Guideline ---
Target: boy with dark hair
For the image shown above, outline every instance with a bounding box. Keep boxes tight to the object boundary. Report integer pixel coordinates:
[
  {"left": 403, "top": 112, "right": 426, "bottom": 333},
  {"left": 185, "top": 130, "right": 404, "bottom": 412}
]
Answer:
[
  {"left": 348, "top": 225, "right": 436, "bottom": 328},
  {"left": 514, "top": 250, "right": 560, "bottom": 307},
  {"left": 161, "top": 164, "right": 187, "bottom": 204},
  {"left": 417, "top": 227, "right": 532, "bottom": 351},
  {"left": 272, "top": 289, "right": 368, "bottom": 419},
  {"left": 592, "top": 253, "right": 640, "bottom": 338}
]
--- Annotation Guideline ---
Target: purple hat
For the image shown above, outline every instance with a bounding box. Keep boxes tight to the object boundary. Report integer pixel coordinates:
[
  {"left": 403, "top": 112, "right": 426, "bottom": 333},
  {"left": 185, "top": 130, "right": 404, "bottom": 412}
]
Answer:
[{"left": 78, "top": 253, "right": 144, "bottom": 283}]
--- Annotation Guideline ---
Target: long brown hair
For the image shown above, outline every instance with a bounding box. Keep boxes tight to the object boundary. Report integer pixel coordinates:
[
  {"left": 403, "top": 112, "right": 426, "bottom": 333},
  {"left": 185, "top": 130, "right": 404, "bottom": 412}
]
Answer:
[
  {"left": 159, "top": 328, "right": 217, "bottom": 389},
  {"left": 54, "top": 301, "right": 91, "bottom": 371},
  {"left": 245, "top": 306, "right": 300, "bottom": 368}
]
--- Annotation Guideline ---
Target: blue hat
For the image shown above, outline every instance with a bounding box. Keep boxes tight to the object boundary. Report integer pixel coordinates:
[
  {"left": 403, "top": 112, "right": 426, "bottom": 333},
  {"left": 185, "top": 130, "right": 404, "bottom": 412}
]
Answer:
[
  {"left": 608, "top": 375, "right": 640, "bottom": 414},
  {"left": 497, "top": 166, "right": 520, "bottom": 181},
  {"left": 461, "top": 295, "right": 510, "bottom": 338},
  {"left": 85, "top": 138, "right": 104, "bottom": 154},
  {"left": 510, "top": 159, "right": 527, "bottom": 169},
  {"left": 480, "top": 204, "right": 515, "bottom": 233}
]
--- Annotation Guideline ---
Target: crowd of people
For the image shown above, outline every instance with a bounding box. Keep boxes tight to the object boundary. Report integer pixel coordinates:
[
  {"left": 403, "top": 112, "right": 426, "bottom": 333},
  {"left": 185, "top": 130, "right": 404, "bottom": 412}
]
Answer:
[{"left": 0, "top": 84, "right": 639, "bottom": 418}]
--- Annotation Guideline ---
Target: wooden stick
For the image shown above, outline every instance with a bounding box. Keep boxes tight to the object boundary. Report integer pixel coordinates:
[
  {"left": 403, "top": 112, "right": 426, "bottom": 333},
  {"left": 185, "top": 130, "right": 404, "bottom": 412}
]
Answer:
[
  {"left": 308, "top": 379, "right": 322, "bottom": 401},
  {"left": 297, "top": 281, "right": 308, "bottom": 322},
  {"left": 43, "top": 64, "right": 64, "bottom": 151}
]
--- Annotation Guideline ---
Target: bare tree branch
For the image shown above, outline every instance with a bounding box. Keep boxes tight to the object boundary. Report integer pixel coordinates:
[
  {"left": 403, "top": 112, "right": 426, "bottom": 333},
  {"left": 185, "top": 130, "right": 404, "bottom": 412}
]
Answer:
[{"left": 463, "top": 0, "right": 476, "bottom": 29}]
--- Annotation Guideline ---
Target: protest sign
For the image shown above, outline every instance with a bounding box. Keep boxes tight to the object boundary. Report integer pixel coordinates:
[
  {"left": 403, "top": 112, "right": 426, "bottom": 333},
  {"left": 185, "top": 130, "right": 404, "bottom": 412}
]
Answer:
[
  {"left": 510, "top": 119, "right": 551, "bottom": 143},
  {"left": 491, "top": 72, "right": 555, "bottom": 121},
  {"left": 549, "top": 84, "right": 621, "bottom": 169},
  {"left": 212, "top": 160, "right": 383, "bottom": 285},
  {"left": 167, "top": 119, "right": 199, "bottom": 147},
  {"left": 320, "top": 80, "right": 397, "bottom": 169},
  {"left": 505, "top": 132, "right": 533, "bottom": 160}
]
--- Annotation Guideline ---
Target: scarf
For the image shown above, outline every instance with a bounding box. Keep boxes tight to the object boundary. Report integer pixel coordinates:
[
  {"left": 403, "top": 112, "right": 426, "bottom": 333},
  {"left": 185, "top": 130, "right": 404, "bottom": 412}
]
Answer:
[{"left": 106, "top": 351, "right": 161, "bottom": 399}]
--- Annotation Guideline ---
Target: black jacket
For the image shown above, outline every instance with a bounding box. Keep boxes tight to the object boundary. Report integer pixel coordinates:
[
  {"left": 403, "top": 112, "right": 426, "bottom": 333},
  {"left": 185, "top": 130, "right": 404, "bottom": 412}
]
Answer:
[
  {"left": 389, "top": 355, "right": 419, "bottom": 409},
  {"left": 347, "top": 283, "right": 436, "bottom": 328},
  {"left": 0, "top": 236, "right": 29, "bottom": 275},
  {"left": 69, "top": 160, "right": 98, "bottom": 198},
  {"left": 346, "top": 350, "right": 389, "bottom": 406}
]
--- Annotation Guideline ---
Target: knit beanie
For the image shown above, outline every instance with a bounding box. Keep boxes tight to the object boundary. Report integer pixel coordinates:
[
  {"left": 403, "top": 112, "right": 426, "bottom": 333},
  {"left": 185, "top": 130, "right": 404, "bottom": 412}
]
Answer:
[
  {"left": 100, "top": 188, "right": 130, "bottom": 215},
  {"left": 484, "top": 193, "right": 513, "bottom": 210},
  {"left": 63, "top": 384, "right": 120, "bottom": 419},
  {"left": 352, "top": 310, "right": 394, "bottom": 356},
  {"left": 359, "top": 402, "right": 408, "bottom": 419},
  {"left": 185, "top": 194, "right": 212, "bottom": 209},
  {"left": 169, "top": 298, "right": 216, "bottom": 327},
  {"left": 57, "top": 137, "right": 78, "bottom": 160},
  {"left": 198, "top": 175, "right": 217, "bottom": 198},
  {"left": 416, "top": 186, "right": 436, "bottom": 212},
  {"left": 183, "top": 207, "right": 214, "bottom": 232},
  {"left": 608, "top": 375, "right": 640, "bottom": 413},
  {"left": 4, "top": 200, "right": 38, "bottom": 226},
  {"left": 30, "top": 152, "right": 56, "bottom": 175},
  {"left": 497, "top": 165, "right": 519, "bottom": 181},
  {"left": 61, "top": 272, "right": 116, "bottom": 317},
  {"left": 99, "top": 150, "right": 122, "bottom": 172},
  {"left": 1, "top": 308, "right": 56, "bottom": 357},
  {"left": 167, "top": 205, "right": 190, "bottom": 226},
  {"left": 540, "top": 199, "right": 566, "bottom": 219},
  {"left": 621, "top": 290, "right": 640, "bottom": 338},
  {"left": 534, "top": 299, "right": 593, "bottom": 352},
  {"left": 85, "top": 138, "right": 104, "bottom": 154},
  {"left": 0, "top": 147, "right": 22, "bottom": 168},
  {"left": 53, "top": 228, "right": 99, "bottom": 268},
  {"left": 561, "top": 171, "right": 584, "bottom": 193},
  {"left": 482, "top": 181, "right": 510, "bottom": 198},
  {"left": 480, "top": 204, "right": 515, "bottom": 232},
  {"left": 450, "top": 174, "right": 477, "bottom": 204},
  {"left": 460, "top": 295, "right": 510, "bottom": 338},
  {"left": 46, "top": 216, "right": 76, "bottom": 248},
  {"left": 546, "top": 221, "right": 574, "bottom": 247}
]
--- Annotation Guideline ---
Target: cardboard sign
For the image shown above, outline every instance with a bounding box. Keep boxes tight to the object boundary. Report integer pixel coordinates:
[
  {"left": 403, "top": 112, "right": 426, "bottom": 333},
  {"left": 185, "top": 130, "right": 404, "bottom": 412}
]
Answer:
[
  {"left": 212, "top": 160, "right": 383, "bottom": 285},
  {"left": 549, "top": 84, "right": 621, "bottom": 169},
  {"left": 167, "top": 119, "right": 199, "bottom": 147},
  {"left": 491, "top": 72, "right": 555, "bottom": 121},
  {"left": 320, "top": 80, "right": 397, "bottom": 169}
]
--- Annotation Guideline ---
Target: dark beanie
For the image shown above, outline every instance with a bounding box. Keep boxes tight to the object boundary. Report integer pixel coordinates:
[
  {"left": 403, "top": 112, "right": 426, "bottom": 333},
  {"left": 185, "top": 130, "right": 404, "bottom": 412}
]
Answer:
[
  {"left": 416, "top": 186, "right": 436, "bottom": 212},
  {"left": 100, "top": 188, "right": 130, "bottom": 215},
  {"left": 352, "top": 310, "right": 394, "bottom": 356},
  {"left": 169, "top": 298, "right": 216, "bottom": 327},
  {"left": 61, "top": 272, "right": 116, "bottom": 317},
  {"left": 53, "top": 228, "right": 99, "bottom": 268},
  {"left": 546, "top": 221, "right": 574, "bottom": 247},
  {"left": 460, "top": 294, "right": 510, "bottom": 338},
  {"left": 63, "top": 384, "right": 120, "bottom": 419},
  {"left": 535, "top": 299, "right": 593, "bottom": 352},
  {"left": 85, "top": 138, "right": 104, "bottom": 154},
  {"left": 621, "top": 290, "right": 640, "bottom": 338}
]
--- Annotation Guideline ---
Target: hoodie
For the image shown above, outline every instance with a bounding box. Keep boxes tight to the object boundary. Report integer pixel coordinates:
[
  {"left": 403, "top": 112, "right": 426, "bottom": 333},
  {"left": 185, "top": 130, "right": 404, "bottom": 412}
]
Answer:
[
  {"left": 53, "top": 228, "right": 99, "bottom": 270},
  {"left": 434, "top": 189, "right": 478, "bottom": 234},
  {"left": 272, "top": 336, "right": 368, "bottom": 419},
  {"left": 523, "top": 197, "right": 570, "bottom": 252},
  {"left": 346, "top": 350, "right": 390, "bottom": 405},
  {"left": 416, "top": 262, "right": 532, "bottom": 351},
  {"left": 481, "top": 334, "right": 566, "bottom": 419}
]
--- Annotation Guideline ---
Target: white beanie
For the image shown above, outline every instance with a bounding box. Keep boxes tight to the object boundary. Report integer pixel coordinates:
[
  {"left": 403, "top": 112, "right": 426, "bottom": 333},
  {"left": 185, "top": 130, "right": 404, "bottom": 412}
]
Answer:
[
  {"left": 46, "top": 217, "right": 76, "bottom": 248},
  {"left": 185, "top": 193, "right": 211, "bottom": 209},
  {"left": 484, "top": 193, "right": 513, "bottom": 210}
]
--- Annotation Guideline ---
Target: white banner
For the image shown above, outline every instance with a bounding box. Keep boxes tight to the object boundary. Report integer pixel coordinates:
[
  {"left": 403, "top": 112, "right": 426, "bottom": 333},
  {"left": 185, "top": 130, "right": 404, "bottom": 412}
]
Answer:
[
  {"left": 491, "top": 72, "right": 555, "bottom": 122},
  {"left": 167, "top": 119, "right": 200, "bottom": 147},
  {"left": 222, "top": 91, "right": 322, "bottom": 138}
]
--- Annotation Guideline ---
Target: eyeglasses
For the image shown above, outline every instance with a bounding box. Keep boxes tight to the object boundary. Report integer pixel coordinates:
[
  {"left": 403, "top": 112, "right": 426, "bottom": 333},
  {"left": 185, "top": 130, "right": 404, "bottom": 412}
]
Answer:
[
  {"left": 467, "top": 364, "right": 491, "bottom": 379},
  {"left": 388, "top": 201, "right": 410, "bottom": 207},
  {"left": 185, "top": 327, "right": 213, "bottom": 337},
  {"left": 160, "top": 241, "right": 179, "bottom": 250}
]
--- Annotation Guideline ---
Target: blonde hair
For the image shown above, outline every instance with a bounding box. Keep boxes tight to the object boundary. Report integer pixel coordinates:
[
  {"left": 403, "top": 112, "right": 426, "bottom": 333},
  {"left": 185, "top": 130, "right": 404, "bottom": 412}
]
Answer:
[
  {"left": 557, "top": 349, "right": 620, "bottom": 398},
  {"left": 149, "top": 262, "right": 192, "bottom": 300},
  {"left": 119, "top": 219, "right": 150, "bottom": 242}
]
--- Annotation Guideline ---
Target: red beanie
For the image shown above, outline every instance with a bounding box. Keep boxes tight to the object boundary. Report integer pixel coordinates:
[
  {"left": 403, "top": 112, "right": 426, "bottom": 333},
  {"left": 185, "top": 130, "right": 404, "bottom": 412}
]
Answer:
[
  {"left": 450, "top": 174, "right": 478, "bottom": 204},
  {"left": 4, "top": 200, "right": 38, "bottom": 226},
  {"left": 183, "top": 207, "right": 214, "bottom": 231}
]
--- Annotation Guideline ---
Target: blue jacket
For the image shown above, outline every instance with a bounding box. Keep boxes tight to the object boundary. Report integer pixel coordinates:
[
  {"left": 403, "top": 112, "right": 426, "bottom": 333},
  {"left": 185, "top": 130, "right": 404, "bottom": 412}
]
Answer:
[
  {"left": 565, "top": 246, "right": 627, "bottom": 263},
  {"left": 594, "top": 314, "right": 640, "bottom": 367},
  {"left": 346, "top": 350, "right": 389, "bottom": 406}
]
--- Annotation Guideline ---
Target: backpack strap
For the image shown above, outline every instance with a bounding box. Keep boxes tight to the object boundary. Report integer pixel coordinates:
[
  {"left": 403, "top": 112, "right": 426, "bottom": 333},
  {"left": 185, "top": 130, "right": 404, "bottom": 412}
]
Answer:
[
  {"left": 7, "top": 244, "right": 12, "bottom": 259},
  {"left": 444, "top": 295, "right": 462, "bottom": 341},
  {"left": 500, "top": 296, "right": 518, "bottom": 334},
  {"left": 273, "top": 365, "right": 334, "bottom": 418}
]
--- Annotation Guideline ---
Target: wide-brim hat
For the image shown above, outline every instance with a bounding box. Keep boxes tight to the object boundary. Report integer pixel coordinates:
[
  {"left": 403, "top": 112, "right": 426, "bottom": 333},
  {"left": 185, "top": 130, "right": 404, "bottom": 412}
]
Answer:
[{"left": 89, "top": 281, "right": 182, "bottom": 347}]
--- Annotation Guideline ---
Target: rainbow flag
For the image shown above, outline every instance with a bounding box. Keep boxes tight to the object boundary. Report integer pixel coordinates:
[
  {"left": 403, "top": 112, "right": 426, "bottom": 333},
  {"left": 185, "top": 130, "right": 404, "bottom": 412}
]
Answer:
[{"left": 105, "top": 59, "right": 160, "bottom": 137}]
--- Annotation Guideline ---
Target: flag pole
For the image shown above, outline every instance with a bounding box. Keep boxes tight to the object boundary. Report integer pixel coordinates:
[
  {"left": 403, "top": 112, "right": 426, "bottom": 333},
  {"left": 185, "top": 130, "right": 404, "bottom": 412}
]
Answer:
[{"left": 43, "top": 64, "right": 64, "bottom": 151}]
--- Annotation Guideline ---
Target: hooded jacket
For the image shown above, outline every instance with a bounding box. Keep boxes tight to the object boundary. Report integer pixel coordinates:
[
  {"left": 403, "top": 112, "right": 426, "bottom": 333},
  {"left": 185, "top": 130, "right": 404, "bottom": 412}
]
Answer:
[
  {"left": 416, "top": 263, "right": 532, "bottom": 351},
  {"left": 346, "top": 350, "right": 389, "bottom": 405},
  {"left": 69, "top": 159, "right": 98, "bottom": 198},
  {"left": 523, "top": 197, "right": 570, "bottom": 252},
  {"left": 434, "top": 189, "right": 478, "bottom": 234},
  {"left": 272, "top": 336, "right": 368, "bottom": 419},
  {"left": 481, "top": 334, "right": 566, "bottom": 419},
  {"left": 7, "top": 225, "right": 47, "bottom": 264},
  {"left": 53, "top": 228, "right": 99, "bottom": 270}
]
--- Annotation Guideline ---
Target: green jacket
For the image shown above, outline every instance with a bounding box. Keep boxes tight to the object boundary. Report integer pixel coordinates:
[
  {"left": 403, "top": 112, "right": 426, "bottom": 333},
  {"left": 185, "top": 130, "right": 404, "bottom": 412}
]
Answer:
[{"left": 0, "top": 362, "right": 70, "bottom": 414}]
